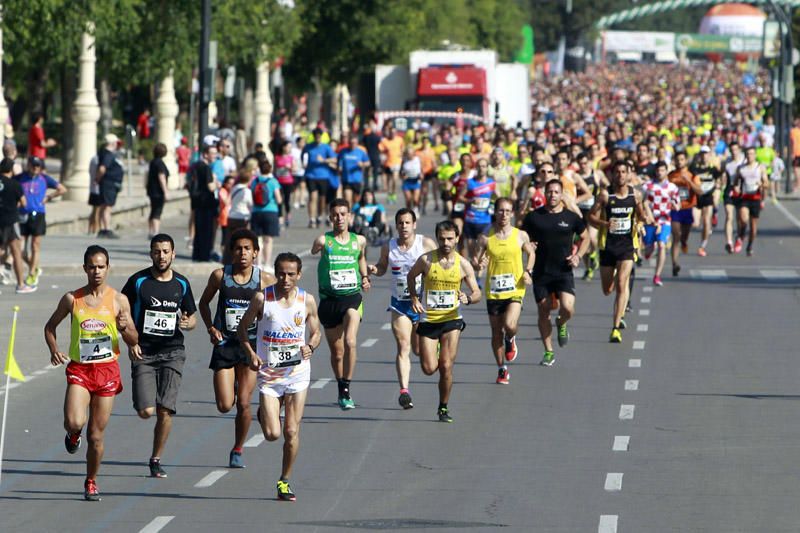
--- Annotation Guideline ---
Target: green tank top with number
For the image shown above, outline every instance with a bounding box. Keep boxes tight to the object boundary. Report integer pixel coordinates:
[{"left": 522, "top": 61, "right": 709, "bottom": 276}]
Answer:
[{"left": 318, "top": 232, "right": 361, "bottom": 298}]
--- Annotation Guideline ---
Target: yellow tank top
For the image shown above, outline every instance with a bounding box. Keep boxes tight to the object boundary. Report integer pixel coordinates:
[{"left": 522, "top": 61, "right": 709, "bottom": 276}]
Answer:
[
  {"left": 423, "top": 251, "right": 462, "bottom": 323},
  {"left": 69, "top": 287, "right": 120, "bottom": 364},
  {"left": 560, "top": 174, "right": 577, "bottom": 198},
  {"left": 485, "top": 227, "right": 525, "bottom": 300}
]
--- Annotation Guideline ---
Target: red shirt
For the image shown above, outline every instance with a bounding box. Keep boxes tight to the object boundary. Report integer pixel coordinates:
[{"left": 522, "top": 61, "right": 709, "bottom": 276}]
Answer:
[
  {"left": 28, "top": 124, "right": 46, "bottom": 159},
  {"left": 137, "top": 113, "right": 151, "bottom": 139},
  {"left": 176, "top": 146, "right": 191, "bottom": 174}
]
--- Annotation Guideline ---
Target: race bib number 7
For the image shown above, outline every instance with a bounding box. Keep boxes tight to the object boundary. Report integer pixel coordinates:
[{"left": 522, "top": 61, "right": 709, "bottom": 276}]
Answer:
[
  {"left": 330, "top": 269, "right": 358, "bottom": 291},
  {"left": 143, "top": 310, "right": 177, "bottom": 336}
]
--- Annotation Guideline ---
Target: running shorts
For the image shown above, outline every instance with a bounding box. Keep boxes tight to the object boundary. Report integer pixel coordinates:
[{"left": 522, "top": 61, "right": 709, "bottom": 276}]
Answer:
[
  {"left": 740, "top": 199, "right": 761, "bottom": 218},
  {"left": 66, "top": 360, "right": 123, "bottom": 397},
  {"left": 19, "top": 212, "right": 46, "bottom": 237},
  {"left": 318, "top": 294, "right": 363, "bottom": 329},
  {"left": 131, "top": 348, "right": 186, "bottom": 413},
  {"left": 402, "top": 179, "right": 421, "bottom": 191},
  {"left": 533, "top": 275, "right": 574, "bottom": 303},
  {"left": 670, "top": 208, "right": 694, "bottom": 225},
  {"left": 416, "top": 318, "right": 465, "bottom": 340},
  {"left": 696, "top": 192, "right": 714, "bottom": 209},
  {"left": 209, "top": 341, "right": 252, "bottom": 371},
  {"left": 599, "top": 248, "right": 635, "bottom": 267},
  {"left": 463, "top": 222, "right": 490, "bottom": 240},
  {"left": 0, "top": 223, "right": 20, "bottom": 246},
  {"left": 643, "top": 224, "right": 671, "bottom": 246},
  {"left": 258, "top": 361, "right": 311, "bottom": 398},
  {"left": 486, "top": 298, "right": 522, "bottom": 317},
  {"left": 307, "top": 178, "right": 329, "bottom": 196},
  {"left": 388, "top": 297, "right": 420, "bottom": 323}
]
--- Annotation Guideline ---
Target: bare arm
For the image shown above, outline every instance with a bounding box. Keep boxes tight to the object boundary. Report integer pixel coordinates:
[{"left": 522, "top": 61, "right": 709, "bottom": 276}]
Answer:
[
  {"left": 519, "top": 230, "right": 535, "bottom": 285},
  {"left": 586, "top": 190, "right": 609, "bottom": 229},
  {"left": 44, "top": 292, "right": 74, "bottom": 366},
  {"left": 198, "top": 269, "right": 223, "bottom": 345},
  {"left": 358, "top": 235, "right": 371, "bottom": 291},
  {"left": 573, "top": 174, "right": 592, "bottom": 205},
  {"left": 239, "top": 291, "right": 265, "bottom": 368},
  {"left": 567, "top": 227, "right": 591, "bottom": 268},
  {"left": 634, "top": 190, "right": 654, "bottom": 226},
  {"left": 311, "top": 234, "right": 325, "bottom": 255},
  {"left": 159, "top": 172, "right": 169, "bottom": 198},
  {"left": 368, "top": 243, "right": 390, "bottom": 276},
  {"left": 459, "top": 256, "right": 482, "bottom": 305},
  {"left": 302, "top": 294, "right": 322, "bottom": 360},
  {"left": 408, "top": 254, "right": 431, "bottom": 314},
  {"left": 472, "top": 233, "right": 488, "bottom": 270}
]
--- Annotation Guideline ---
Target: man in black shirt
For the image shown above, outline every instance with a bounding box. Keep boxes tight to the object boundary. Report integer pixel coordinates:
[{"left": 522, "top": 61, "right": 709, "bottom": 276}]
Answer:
[
  {"left": 0, "top": 158, "right": 32, "bottom": 293},
  {"left": 362, "top": 124, "right": 383, "bottom": 191},
  {"left": 190, "top": 144, "right": 219, "bottom": 262},
  {"left": 96, "top": 134, "right": 124, "bottom": 239},
  {"left": 689, "top": 146, "right": 722, "bottom": 256},
  {"left": 522, "top": 179, "right": 589, "bottom": 367},
  {"left": 122, "top": 234, "right": 197, "bottom": 478}
]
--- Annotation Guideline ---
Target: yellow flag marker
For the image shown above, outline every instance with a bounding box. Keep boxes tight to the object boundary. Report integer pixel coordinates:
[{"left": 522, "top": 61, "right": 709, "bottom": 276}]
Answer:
[{"left": 3, "top": 306, "right": 24, "bottom": 382}]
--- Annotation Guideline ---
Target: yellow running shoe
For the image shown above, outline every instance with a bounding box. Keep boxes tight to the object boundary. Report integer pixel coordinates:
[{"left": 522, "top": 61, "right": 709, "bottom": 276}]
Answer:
[{"left": 609, "top": 328, "right": 622, "bottom": 343}]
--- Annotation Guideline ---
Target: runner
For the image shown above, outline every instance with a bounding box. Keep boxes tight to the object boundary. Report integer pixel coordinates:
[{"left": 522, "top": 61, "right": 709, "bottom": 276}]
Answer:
[
  {"left": 462, "top": 158, "right": 496, "bottom": 271},
  {"left": 733, "top": 146, "right": 768, "bottom": 256},
  {"left": 667, "top": 152, "right": 703, "bottom": 276},
  {"left": 238, "top": 252, "right": 321, "bottom": 502},
  {"left": 379, "top": 126, "right": 404, "bottom": 204},
  {"left": 689, "top": 146, "right": 722, "bottom": 257},
  {"left": 44, "top": 245, "right": 138, "bottom": 501},
  {"left": 522, "top": 181, "right": 589, "bottom": 365},
  {"left": 448, "top": 152, "right": 474, "bottom": 245},
  {"left": 121, "top": 234, "right": 197, "bottom": 478},
  {"left": 642, "top": 162, "right": 680, "bottom": 286},
  {"left": 575, "top": 152, "right": 608, "bottom": 280},
  {"left": 407, "top": 220, "right": 481, "bottom": 422},
  {"left": 723, "top": 142, "right": 745, "bottom": 253},
  {"left": 588, "top": 161, "right": 653, "bottom": 343},
  {"left": 367, "top": 208, "right": 436, "bottom": 408},
  {"left": 473, "top": 198, "right": 534, "bottom": 380},
  {"left": 311, "top": 199, "right": 370, "bottom": 409},
  {"left": 198, "top": 229, "right": 276, "bottom": 468}
]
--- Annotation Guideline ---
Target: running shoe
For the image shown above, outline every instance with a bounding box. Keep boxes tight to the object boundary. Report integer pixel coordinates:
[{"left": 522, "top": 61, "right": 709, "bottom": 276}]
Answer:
[
  {"left": 437, "top": 407, "right": 453, "bottom": 423},
  {"left": 149, "top": 458, "right": 167, "bottom": 478},
  {"left": 338, "top": 396, "right": 355, "bottom": 410},
  {"left": 590, "top": 251, "right": 599, "bottom": 271},
  {"left": 504, "top": 336, "right": 518, "bottom": 362},
  {"left": 582, "top": 268, "right": 594, "bottom": 281},
  {"left": 680, "top": 242, "right": 688, "bottom": 254},
  {"left": 65, "top": 432, "right": 82, "bottom": 454},
  {"left": 229, "top": 450, "right": 245, "bottom": 469},
  {"left": 746, "top": 247, "right": 753, "bottom": 257},
  {"left": 697, "top": 247, "right": 707, "bottom": 257},
  {"left": 496, "top": 367, "right": 510, "bottom": 385},
  {"left": 277, "top": 479, "right": 297, "bottom": 502},
  {"left": 619, "top": 317, "right": 627, "bottom": 330},
  {"left": 540, "top": 351, "right": 555, "bottom": 367},
  {"left": 84, "top": 478, "right": 101, "bottom": 502},
  {"left": 609, "top": 328, "right": 622, "bottom": 343},
  {"left": 725, "top": 242, "right": 733, "bottom": 254},
  {"left": 672, "top": 264, "right": 681, "bottom": 277},
  {"left": 635, "top": 256, "right": 643, "bottom": 267},
  {"left": 15, "top": 284, "right": 36, "bottom": 294},
  {"left": 653, "top": 275, "right": 663, "bottom": 287},
  {"left": 556, "top": 319, "right": 569, "bottom": 347},
  {"left": 398, "top": 391, "right": 414, "bottom": 410},
  {"left": 733, "top": 238, "right": 743, "bottom": 254},
  {"left": 25, "top": 273, "right": 35, "bottom": 286},
  {"left": 712, "top": 212, "right": 718, "bottom": 227}
]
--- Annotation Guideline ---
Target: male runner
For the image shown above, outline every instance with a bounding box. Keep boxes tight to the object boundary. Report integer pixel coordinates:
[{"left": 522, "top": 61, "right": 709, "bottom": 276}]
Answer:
[
  {"left": 733, "top": 146, "right": 768, "bottom": 256},
  {"left": 576, "top": 152, "right": 608, "bottom": 279},
  {"left": 689, "top": 146, "right": 722, "bottom": 257},
  {"left": 588, "top": 161, "right": 652, "bottom": 343},
  {"left": 462, "top": 158, "right": 496, "bottom": 270},
  {"left": 198, "top": 229, "right": 276, "bottom": 468},
  {"left": 44, "top": 245, "right": 138, "bottom": 501},
  {"left": 723, "top": 142, "right": 745, "bottom": 253},
  {"left": 367, "top": 208, "right": 436, "bottom": 408},
  {"left": 522, "top": 181, "right": 589, "bottom": 365},
  {"left": 311, "top": 198, "right": 370, "bottom": 409},
  {"left": 238, "top": 252, "right": 321, "bottom": 502},
  {"left": 667, "top": 152, "right": 703, "bottom": 276},
  {"left": 642, "top": 162, "right": 680, "bottom": 286},
  {"left": 122, "top": 234, "right": 197, "bottom": 478},
  {"left": 474, "top": 197, "right": 534, "bottom": 381},
  {"left": 407, "top": 220, "right": 481, "bottom": 422}
]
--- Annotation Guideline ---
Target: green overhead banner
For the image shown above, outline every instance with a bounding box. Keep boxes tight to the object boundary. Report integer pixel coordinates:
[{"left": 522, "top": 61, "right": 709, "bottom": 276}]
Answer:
[
  {"left": 675, "top": 33, "right": 762, "bottom": 54},
  {"left": 514, "top": 24, "right": 535, "bottom": 63}
]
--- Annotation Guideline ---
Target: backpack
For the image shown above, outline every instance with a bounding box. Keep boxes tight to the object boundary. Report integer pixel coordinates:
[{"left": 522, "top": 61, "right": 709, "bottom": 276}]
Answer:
[{"left": 252, "top": 178, "right": 270, "bottom": 207}]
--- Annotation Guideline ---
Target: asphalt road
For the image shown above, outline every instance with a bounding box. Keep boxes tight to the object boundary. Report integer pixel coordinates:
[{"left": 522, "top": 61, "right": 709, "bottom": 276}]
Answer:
[{"left": 1, "top": 200, "right": 799, "bottom": 532}]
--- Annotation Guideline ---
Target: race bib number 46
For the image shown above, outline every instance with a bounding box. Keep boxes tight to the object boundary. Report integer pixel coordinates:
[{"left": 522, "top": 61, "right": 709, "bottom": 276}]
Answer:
[
  {"left": 426, "top": 289, "right": 456, "bottom": 310},
  {"left": 143, "top": 310, "right": 177, "bottom": 336},
  {"left": 79, "top": 335, "right": 113, "bottom": 362},
  {"left": 330, "top": 269, "right": 358, "bottom": 291},
  {"left": 267, "top": 343, "right": 302, "bottom": 368}
]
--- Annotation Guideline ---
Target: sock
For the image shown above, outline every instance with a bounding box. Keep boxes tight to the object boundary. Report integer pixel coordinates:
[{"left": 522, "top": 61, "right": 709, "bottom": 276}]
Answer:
[
  {"left": 438, "top": 403, "right": 447, "bottom": 410},
  {"left": 400, "top": 388, "right": 409, "bottom": 394},
  {"left": 700, "top": 239, "right": 708, "bottom": 248},
  {"left": 150, "top": 456, "right": 160, "bottom": 463},
  {"left": 232, "top": 447, "right": 243, "bottom": 454},
  {"left": 500, "top": 364, "right": 507, "bottom": 371}
]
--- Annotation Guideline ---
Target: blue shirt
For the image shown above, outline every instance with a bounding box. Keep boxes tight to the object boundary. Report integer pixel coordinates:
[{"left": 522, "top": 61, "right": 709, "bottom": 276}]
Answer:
[
  {"left": 338, "top": 146, "right": 369, "bottom": 185},
  {"left": 211, "top": 158, "right": 225, "bottom": 183},
  {"left": 16, "top": 171, "right": 59, "bottom": 214},
  {"left": 352, "top": 202, "right": 385, "bottom": 224},
  {"left": 251, "top": 175, "right": 281, "bottom": 213},
  {"left": 302, "top": 142, "right": 336, "bottom": 180}
]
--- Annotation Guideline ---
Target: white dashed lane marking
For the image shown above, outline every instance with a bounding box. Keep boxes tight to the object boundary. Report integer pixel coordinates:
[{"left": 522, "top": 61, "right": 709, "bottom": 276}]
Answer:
[
  {"left": 613, "top": 436, "right": 630, "bottom": 451},
  {"left": 139, "top": 516, "right": 175, "bottom": 533},
  {"left": 598, "top": 515, "right": 619, "bottom": 533},
  {"left": 619, "top": 405, "right": 635, "bottom": 420},
  {"left": 381, "top": 322, "right": 391, "bottom": 330},
  {"left": 760, "top": 269, "right": 799, "bottom": 280},
  {"left": 243, "top": 434, "right": 265, "bottom": 448},
  {"left": 628, "top": 359, "right": 641, "bottom": 368},
  {"left": 689, "top": 269, "right": 727, "bottom": 281},
  {"left": 633, "top": 341, "right": 645, "bottom": 350},
  {"left": 194, "top": 470, "right": 228, "bottom": 488},
  {"left": 310, "top": 378, "right": 331, "bottom": 389},
  {"left": 624, "top": 380, "right": 639, "bottom": 391},
  {"left": 640, "top": 296, "right": 651, "bottom": 304},
  {"left": 604, "top": 473, "right": 623, "bottom": 491},
  {"left": 637, "top": 324, "right": 648, "bottom": 332},
  {"left": 643, "top": 286, "right": 653, "bottom": 293},
  {"left": 361, "top": 338, "right": 378, "bottom": 347},
  {"left": 639, "top": 309, "right": 650, "bottom": 316}
]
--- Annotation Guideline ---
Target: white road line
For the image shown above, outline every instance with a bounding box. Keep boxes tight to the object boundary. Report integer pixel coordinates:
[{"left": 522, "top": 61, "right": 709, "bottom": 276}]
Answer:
[
  {"left": 598, "top": 515, "right": 619, "bottom": 533},
  {"left": 194, "top": 470, "right": 228, "bottom": 488},
  {"left": 643, "top": 286, "right": 653, "bottom": 292},
  {"left": 139, "top": 516, "right": 175, "bottom": 533},
  {"left": 381, "top": 322, "right": 391, "bottom": 330},
  {"left": 612, "top": 436, "right": 630, "bottom": 451},
  {"left": 689, "top": 269, "right": 728, "bottom": 281},
  {"left": 639, "top": 309, "right": 650, "bottom": 316},
  {"left": 775, "top": 200, "right": 800, "bottom": 230},
  {"left": 41, "top": 364, "right": 56, "bottom": 371},
  {"left": 619, "top": 404, "right": 635, "bottom": 420},
  {"left": 628, "top": 359, "right": 641, "bottom": 368},
  {"left": 604, "top": 473, "right": 623, "bottom": 491},
  {"left": 624, "top": 379, "right": 639, "bottom": 391},
  {"left": 632, "top": 340, "right": 645, "bottom": 350},
  {"left": 310, "top": 378, "right": 331, "bottom": 389},
  {"left": 361, "top": 338, "right": 378, "bottom": 347},
  {"left": 243, "top": 434, "right": 265, "bottom": 448},
  {"left": 760, "top": 269, "right": 799, "bottom": 280},
  {"left": 636, "top": 324, "right": 648, "bottom": 332},
  {"left": 640, "top": 296, "right": 651, "bottom": 304},
  {"left": 32, "top": 369, "right": 47, "bottom": 376}
]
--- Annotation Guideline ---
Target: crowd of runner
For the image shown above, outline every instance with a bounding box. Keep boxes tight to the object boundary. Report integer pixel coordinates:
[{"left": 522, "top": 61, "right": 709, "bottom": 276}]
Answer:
[{"left": 27, "top": 62, "right": 788, "bottom": 503}]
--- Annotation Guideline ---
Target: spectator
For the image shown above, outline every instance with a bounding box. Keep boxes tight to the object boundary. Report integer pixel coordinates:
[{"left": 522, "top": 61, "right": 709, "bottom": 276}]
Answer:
[
  {"left": 362, "top": 123, "right": 382, "bottom": 191},
  {"left": 0, "top": 158, "right": 33, "bottom": 293},
  {"left": 234, "top": 121, "right": 248, "bottom": 162},
  {"left": 223, "top": 160, "right": 257, "bottom": 264},
  {"left": 87, "top": 153, "right": 101, "bottom": 235},
  {"left": 302, "top": 128, "right": 337, "bottom": 228},
  {"left": 95, "top": 133, "right": 124, "bottom": 239},
  {"left": 291, "top": 136, "right": 307, "bottom": 210},
  {"left": 147, "top": 142, "right": 170, "bottom": 238},
  {"left": 250, "top": 159, "right": 282, "bottom": 271},
  {"left": 190, "top": 143, "right": 219, "bottom": 262},
  {"left": 338, "top": 132, "right": 370, "bottom": 208},
  {"left": 274, "top": 141, "right": 295, "bottom": 227},
  {"left": 2, "top": 140, "right": 23, "bottom": 175},
  {"left": 27, "top": 113, "right": 56, "bottom": 160},
  {"left": 176, "top": 136, "right": 191, "bottom": 175},
  {"left": 218, "top": 175, "right": 235, "bottom": 259},
  {"left": 136, "top": 108, "right": 152, "bottom": 139}
]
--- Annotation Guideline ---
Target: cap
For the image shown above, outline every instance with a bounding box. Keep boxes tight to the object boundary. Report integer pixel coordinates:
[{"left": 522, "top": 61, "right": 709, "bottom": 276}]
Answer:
[
  {"left": 312, "top": 127, "right": 323, "bottom": 136},
  {"left": 202, "top": 134, "right": 220, "bottom": 147},
  {"left": 104, "top": 133, "right": 119, "bottom": 146},
  {"left": 27, "top": 156, "right": 44, "bottom": 167},
  {"left": 699, "top": 145, "right": 710, "bottom": 153}
]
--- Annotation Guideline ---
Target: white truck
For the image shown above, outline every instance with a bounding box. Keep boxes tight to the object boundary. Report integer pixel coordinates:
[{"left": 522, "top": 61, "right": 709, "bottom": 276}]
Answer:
[{"left": 375, "top": 49, "right": 531, "bottom": 128}]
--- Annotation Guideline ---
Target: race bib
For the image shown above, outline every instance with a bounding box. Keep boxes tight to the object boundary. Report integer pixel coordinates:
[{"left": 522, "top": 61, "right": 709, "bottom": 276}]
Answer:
[
  {"left": 395, "top": 276, "right": 421, "bottom": 301},
  {"left": 225, "top": 307, "right": 255, "bottom": 332},
  {"left": 426, "top": 289, "right": 456, "bottom": 310},
  {"left": 678, "top": 187, "right": 690, "bottom": 201},
  {"left": 743, "top": 180, "right": 759, "bottom": 194},
  {"left": 700, "top": 180, "right": 715, "bottom": 194},
  {"left": 472, "top": 197, "right": 491, "bottom": 210},
  {"left": 330, "top": 269, "right": 358, "bottom": 291},
  {"left": 609, "top": 218, "right": 631, "bottom": 235},
  {"left": 79, "top": 335, "right": 113, "bottom": 362},
  {"left": 267, "top": 343, "right": 302, "bottom": 368},
  {"left": 452, "top": 202, "right": 465, "bottom": 213},
  {"left": 490, "top": 273, "right": 516, "bottom": 294},
  {"left": 143, "top": 310, "right": 177, "bottom": 336}
]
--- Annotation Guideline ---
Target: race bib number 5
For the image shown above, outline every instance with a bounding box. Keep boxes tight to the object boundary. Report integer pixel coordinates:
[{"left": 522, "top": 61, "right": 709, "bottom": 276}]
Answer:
[
  {"left": 143, "top": 310, "right": 177, "bottom": 336},
  {"left": 267, "top": 343, "right": 302, "bottom": 368},
  {"left": 330, "top": 269, "right": 358, "bottom": 291},
  {"left": 426, "top": 290, "right": 456, "bottom": 310}
]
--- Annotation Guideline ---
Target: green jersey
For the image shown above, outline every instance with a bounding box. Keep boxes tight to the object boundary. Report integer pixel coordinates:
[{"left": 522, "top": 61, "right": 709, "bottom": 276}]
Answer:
[{"left": 317, "top": 232, "right": 362, "bottom": 298}]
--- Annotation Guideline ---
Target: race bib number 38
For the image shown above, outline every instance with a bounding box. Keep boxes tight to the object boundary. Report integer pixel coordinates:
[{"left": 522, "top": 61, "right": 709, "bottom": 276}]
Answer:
[
  {"left": 426, "top": 290, "right": 456, "bottom": 310},
  {"left": 143, "top": 310, "right": 177, "bottom": 336},
  {"left": 268, "top": 343, "right": 302, "bottom": 368},
  {"left": 330, "top": 269, "right": 358, "bottom": 291}
]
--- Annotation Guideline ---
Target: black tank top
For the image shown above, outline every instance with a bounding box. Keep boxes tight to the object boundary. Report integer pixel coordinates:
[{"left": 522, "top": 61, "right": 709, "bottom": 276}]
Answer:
[
  {"left": 602, "top": 192, "right": 636, "bottom": 251},
  {"left": 213, "top": 265, "right": 262, "bottom": 344}
]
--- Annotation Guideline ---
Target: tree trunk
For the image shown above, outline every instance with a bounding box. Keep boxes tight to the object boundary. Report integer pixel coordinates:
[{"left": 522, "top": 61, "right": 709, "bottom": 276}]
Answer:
[
  {"left": 99, "top": 78, "right": 112, "bottom": 136},
  {"left": 59, "top": 66, "right": 77, "bottom": 182},
  {"left": 26, "top": 66, "right": 50, "bottom": 118},
  {"left": 307, "top": 76, "right": 323, "bottom": 126}
]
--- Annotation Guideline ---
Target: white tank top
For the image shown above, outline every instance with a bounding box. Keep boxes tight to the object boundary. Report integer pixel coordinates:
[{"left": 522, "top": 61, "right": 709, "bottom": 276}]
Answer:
[
  {"left": 256, "top": 285, "right": 309, "bottom": 372},
  {"left": 739, "top": 163, "right": 762, "bottom": 195},
  {"left": 389, "top": 234, "right": 426, "bottom": 301}
]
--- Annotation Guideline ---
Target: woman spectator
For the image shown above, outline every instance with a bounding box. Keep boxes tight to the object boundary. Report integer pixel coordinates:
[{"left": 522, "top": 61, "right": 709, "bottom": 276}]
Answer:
[
  {"left": 250, "top": 159, "right": 282, "bottom": 271},
  {"left": 146, "top": 142, "right": 169, "bottom": 238},
  {"left": 274, "top": 141, "right": 295, "bottom": 227},
  {"left": 223, "top": 160, "right": 257, "bottom": 263}
]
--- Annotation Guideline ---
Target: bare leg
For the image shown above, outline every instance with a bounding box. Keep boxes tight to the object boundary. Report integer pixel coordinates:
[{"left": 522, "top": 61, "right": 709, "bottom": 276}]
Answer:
[
  {"left": 152, "top": 407, "right": 173, "bottom": 459},
  {"left": 86, "top": 395, "right": 114, "bottom": 480},
  {"left": 281, "top": 390, "right": 307, "bottom": 480},
  {"left": 391, "top": 312, "right": 413, "bottom": 389}
]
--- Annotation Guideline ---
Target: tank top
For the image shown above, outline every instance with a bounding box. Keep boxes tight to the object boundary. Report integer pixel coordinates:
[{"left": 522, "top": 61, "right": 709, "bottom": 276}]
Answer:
[
  {"left": 485, "top": 227, "right": 525, "bottom": 300},
  {"left": 578, "top": 172, "right": 597, "bottom": 210},
  {"left": 317, "top": 232, "right": 361, "bottom": 299},
  {"left": 389, "top": 235, "right": 426, "bottom": 301},
  {"left": 488, "top": 165, "right": 512, "bottom": 197},
  {"left": 256, "top": 285, "right": 309, "bottom": 374},
  {"left": 422, "top": 251, "right": 462, "bottom": 323},
  {"left": 739, "top": 164, "right": 763, "bottom": 200},
  {"left": 68, "top": 287, "right": 120, "bottom": 364},
  {"left": 599, "top": 192, "right": 637, "bottom": 252},
  {"left": 560, "top": 173, "right": 577, "bottom": 199},
  {"left": 465, "top": 178, "right": 496, "bottom": 225},
  {"left": 212, "top": 265, "right": 262, "bottom": 344}
]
